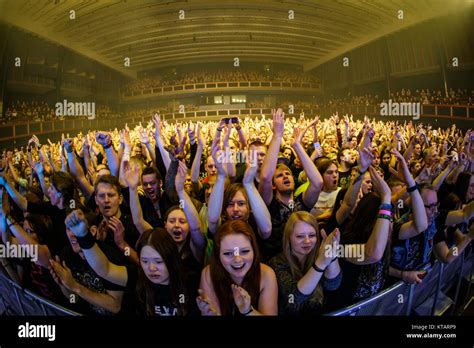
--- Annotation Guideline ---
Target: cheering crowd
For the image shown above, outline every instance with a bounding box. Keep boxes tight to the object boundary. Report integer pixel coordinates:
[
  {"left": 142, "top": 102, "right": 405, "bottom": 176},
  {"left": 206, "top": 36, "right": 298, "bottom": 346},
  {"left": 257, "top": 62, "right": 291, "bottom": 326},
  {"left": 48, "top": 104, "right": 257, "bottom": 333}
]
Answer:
[{"left": 0, "top": 110, "right": 472, "bottom": 316}]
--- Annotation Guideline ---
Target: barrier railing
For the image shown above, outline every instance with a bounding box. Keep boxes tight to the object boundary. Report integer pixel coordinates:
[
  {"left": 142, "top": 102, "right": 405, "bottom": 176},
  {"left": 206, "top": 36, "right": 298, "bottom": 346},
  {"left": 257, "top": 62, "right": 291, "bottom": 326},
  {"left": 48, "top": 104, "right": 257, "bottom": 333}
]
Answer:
[
  {"left": 0, "top": 271, "right": 81, "bottom": 316},
  {"left": 327, "top": 249, "right": 473, "bottom": 316},
  {"left": 0, "top": 248, "right": 471, "bottom": 316}
]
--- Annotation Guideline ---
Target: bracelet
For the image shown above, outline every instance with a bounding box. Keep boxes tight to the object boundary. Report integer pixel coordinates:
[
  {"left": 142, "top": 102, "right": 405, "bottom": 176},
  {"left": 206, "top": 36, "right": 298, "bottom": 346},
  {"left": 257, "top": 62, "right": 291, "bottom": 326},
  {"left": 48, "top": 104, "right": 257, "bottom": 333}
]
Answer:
[
  {"left": 6, "top": 215, "right": 18, "bottom": 228},
  {"left": 217, "top": 127, "right": 223, "bottom": 132},
  {"left": 103, "top": 141, "right": 113, "bottom": 150},
  {"left": 378, "top": 210, "right": 392, "bottom": 216},
  {"left": 377, "top": 214, "right": 392, "bottom": 222},
  {"left": 312, "top": 263, "right": 325, "bottom": 273},
  {"left": 242, "top": 306, "right": 254, "bottom": 316},
  {"left": 407, "top": 184, "right": 419, "bottom": 193},
  {"left": 76, "top": 232, "right": 96, "bottom": 250},
  {"left": 330, "top": 257, "right": 337, "bottom": 263},
  {"left": 379, "top": 203, "right": 392, "bottom": 210}
]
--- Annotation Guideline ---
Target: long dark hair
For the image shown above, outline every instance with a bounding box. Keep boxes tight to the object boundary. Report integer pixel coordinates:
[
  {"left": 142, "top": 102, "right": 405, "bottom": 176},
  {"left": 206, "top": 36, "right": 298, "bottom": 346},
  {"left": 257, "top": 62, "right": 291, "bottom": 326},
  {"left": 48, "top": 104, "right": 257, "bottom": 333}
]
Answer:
[
  {"left": 209, "top": 220, "right": 261, "bottom": 316},
  {"left": 342, "top": 192, "right": 381, "bottom": 244},
  {"left": 454, "top": 172, "right": 473, "bottom": 204},
  {"left": 135, "top": 228, "right": 188, "bottom": 316}
]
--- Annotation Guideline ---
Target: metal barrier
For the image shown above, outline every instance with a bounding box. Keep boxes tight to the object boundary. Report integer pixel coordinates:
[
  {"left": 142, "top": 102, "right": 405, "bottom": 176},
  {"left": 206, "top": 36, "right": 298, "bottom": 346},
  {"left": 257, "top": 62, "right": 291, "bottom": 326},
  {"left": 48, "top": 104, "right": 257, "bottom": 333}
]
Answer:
[
  {"left": 327, "top": 249, "right": 473, "bottom": 316},
  {"left": 0, "top": 271, "right": 81, "bottom": 316},
  {"left": 0, "top": 250, "right": 472, "bottom": 316}
]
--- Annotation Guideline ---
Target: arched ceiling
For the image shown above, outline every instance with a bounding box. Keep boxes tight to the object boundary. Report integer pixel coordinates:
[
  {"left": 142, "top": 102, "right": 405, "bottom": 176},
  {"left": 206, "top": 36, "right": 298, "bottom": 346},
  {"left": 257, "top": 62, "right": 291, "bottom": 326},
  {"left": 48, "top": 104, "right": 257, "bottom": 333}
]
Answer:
[{"left": 1, "top": 0, "right": 471, "bottom": 79}]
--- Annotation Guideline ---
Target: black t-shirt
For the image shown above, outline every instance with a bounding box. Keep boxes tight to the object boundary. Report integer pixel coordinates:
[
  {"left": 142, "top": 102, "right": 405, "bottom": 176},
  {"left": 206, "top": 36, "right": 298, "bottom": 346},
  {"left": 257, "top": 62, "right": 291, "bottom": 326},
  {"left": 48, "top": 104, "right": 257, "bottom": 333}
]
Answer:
[
  {"left": 125, "top": 262, "right": 200, "bottom": 316},
  {"left": 91, "top": 213, "right": 140, "bottom": 249},
  {"left": 27, "top": 201, "right": 68, "bottom": 257},
  {"left": 262, "top": 195, "right": 311, "bottom": 261},
  {"left": 60, "top": 242, "right": 126, "bottom": 315},
  {"left": 121, "top": 187, "right": 177, "bottom": 229},
  {"left": 338, "top": 170, "right": 352, "bottom": 190},
  {"left": 21, "top": 260, "right": 66, "bottom": 306}
]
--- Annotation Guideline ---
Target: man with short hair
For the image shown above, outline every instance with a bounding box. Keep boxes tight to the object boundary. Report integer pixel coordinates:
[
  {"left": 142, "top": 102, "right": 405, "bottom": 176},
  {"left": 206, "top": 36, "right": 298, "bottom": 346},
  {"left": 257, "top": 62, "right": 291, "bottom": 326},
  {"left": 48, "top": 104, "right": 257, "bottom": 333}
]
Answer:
[{"left": 390, "top": 184, "right": 474, "bottom": 283}]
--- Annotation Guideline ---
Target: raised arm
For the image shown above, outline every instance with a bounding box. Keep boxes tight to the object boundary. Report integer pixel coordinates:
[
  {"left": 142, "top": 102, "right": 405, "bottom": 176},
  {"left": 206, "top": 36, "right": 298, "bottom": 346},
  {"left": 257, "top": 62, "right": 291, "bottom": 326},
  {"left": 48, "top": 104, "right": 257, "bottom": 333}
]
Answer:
[
  {"left": 96, "top": 132, "right": 119, "bottom": 177},
  {"left": 259, "top": 108, "right": 285, "bottom": 205},
  {"left": 123, "top": 163, "right": 153, "bottom": 234},
  {"left": 176, "top": 160, "right": 205, "bottom": 263},
  {"left": 207, "top": 141, "right": 227, "bottom": 235},
  {"left": 242, "top": 157, "right": 272, "bottom": 239},
  {"left": 335, "top": 143, "right": 374, "bottom": 225},
  {"left": 64, "top": 209, "right": 128, "bottom": 287},
  {"left": 345, "top": 167, "right": 391, "bottom": 265},
  {"left": 191, "top": 123, "right": 204, "bottom": 193},
  {"left": 392, "top": 148, "right": 428, "bottom": 240},
  {"left": 64, "top": 138, "right": 94, "bottom": 201},
  {"left": 0, "top": 201, "right": 51, "bottom": 268},
  {"left": 0, "top": 173, "right": 27, "bottom": 212},
  {"left": 153, "top": 113, "right": 171, "bottom": 171},
  {"left": 291, "top": 122, "right": 324, "bottom": 208}
]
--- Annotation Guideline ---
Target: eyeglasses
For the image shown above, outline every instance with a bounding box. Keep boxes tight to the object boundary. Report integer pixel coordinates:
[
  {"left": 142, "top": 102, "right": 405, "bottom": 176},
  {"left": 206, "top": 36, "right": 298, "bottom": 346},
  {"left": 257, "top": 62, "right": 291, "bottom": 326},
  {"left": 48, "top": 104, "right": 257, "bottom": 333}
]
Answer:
[{"left": 424, "top": 202, "right": 439, "bottom": 210}]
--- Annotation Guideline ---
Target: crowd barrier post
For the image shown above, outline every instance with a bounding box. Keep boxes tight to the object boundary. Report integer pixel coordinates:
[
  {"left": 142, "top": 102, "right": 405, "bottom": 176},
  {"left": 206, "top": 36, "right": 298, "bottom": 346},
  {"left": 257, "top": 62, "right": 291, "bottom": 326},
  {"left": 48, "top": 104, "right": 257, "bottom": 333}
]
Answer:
[{"left": 431, "top": 262, "right": 445, "bottom": 315}]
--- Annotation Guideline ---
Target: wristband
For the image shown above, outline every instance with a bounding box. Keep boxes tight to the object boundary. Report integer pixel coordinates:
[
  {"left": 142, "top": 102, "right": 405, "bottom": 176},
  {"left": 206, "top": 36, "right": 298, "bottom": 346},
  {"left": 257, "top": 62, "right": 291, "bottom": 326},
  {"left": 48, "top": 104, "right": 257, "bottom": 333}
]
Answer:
[
  {"left": 103, "top": 141, "right": 113, "bottom": 150},
  {"left": 242, "top": 306, "right": 254, "bottom": 316},
  {"left": 76, "top": 232, "right": 96, "bottom": 250},
  {"left": 379, "top": 203, "right": 392, "bottom": 211},
  {"left": 407, "top": 184, "right": 419, "bottom": 193},
  {"left": 65, "top": 147, "right": 73, "bottom": 154},
  {"left": 236, "top": 126, "right": 242, "bottom": 131},
  {"left": 378, "top": 210, "right": 392, "bottom": 216},
  {"left": 312, "top": 263, "right": 325, "bottom": 273},
  {"left": 217, "top": 127, "right": 223, "bottom": 132},
  {"left": 377, "top": 214, "right": 392, "bottom": 222}
]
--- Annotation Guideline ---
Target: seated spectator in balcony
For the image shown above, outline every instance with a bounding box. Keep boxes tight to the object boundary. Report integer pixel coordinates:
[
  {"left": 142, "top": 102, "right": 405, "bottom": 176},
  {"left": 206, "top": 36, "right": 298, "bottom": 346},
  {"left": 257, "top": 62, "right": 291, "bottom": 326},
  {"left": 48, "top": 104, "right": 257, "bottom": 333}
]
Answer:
[
  {"left": 196, "top": 219, "right": 278, "bottom": 316},
  {"left": 268, "top": 211, "right": 341, "bottom": 316}
]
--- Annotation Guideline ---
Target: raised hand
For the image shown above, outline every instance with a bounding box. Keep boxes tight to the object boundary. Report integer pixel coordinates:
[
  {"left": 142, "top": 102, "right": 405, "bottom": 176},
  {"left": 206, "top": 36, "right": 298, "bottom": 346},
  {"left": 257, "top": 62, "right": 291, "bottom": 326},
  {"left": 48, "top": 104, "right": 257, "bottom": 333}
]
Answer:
[
  {"left": 95, "top": 132, "right": 111, "bottom": 147},
  {"left": 316, "top": 228, "right": 340, "bottom": 269},
  {"left": 211, "top": 143, "right": 227, "bottom": 176},
  {"left": 196, "top": 289, "right": 218, "bottom": 316},
  {"left": 64, "top": 209, "right": 89, "bottom": 238},
  {"left": 123, "top": 162, "right": 140, "bottom": 189},
  {"left": 175, "top": 160, "right": 187, "bottom": 192},
  {"left": 272, "top": 108, "right": 285, "bottom": 137},
  {"left": 108, "top": 216, "right": 126, "bottom": 249},
  {"left": 242, "top": 154, "right": 258, "bottom": 185},
  {"left": 196, "top": 122, "right": 205, "bottom": 149},
  {"left": 138, "top": 124, "right": 150, "bottom": 145},
  {"left": 369, "top": 166, "right": 391, "bottom": 202},
  {"left": 231, "top": 284, "right": 252, "bottom": 315},
  {"left": 49, "top": 256, "right": 76, "bottom": 290}
]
